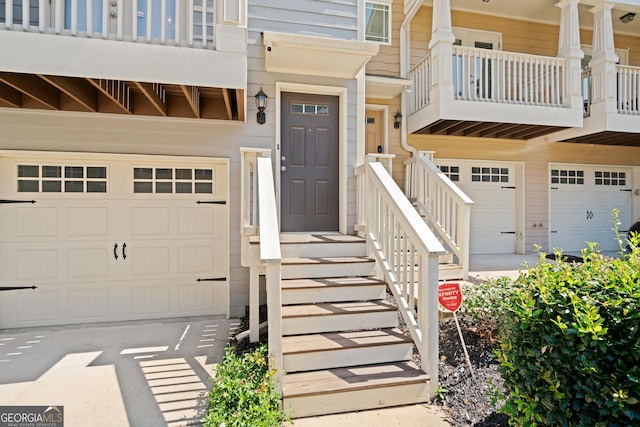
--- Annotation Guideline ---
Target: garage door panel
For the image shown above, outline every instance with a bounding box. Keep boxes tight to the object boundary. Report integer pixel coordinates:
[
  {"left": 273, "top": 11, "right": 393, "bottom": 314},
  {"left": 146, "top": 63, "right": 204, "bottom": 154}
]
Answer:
[
  {"left": 68, "top": 288, "right": 109, "bottom": 319},
  {"left": 130, "top": 246, "right": 171, "bottom": 276},
  {"left": 68, "top": 248, "right": 109, "bottom": 279},
  {"left": 178, "top": 283, "right": 217, "bottom": 312},
  {"left": 131, "top": 207, "right": 171, "bottom": 236},
  {"left": 15, "top": 207, "right": 58, "bottom": 238},
  {"left": 133, "top": 286, "right": 170, "bottom": 315},
  {"left": 16, "top": 291, "right": 59, "bottom": 322},
  {"left": 68, "top": 207, "right": 109, "bottom": 236}
]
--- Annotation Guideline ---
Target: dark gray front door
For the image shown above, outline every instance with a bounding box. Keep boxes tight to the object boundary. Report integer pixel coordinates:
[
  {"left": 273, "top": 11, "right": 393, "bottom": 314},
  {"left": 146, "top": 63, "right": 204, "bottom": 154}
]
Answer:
[{"left": 281, "top": 92, "right": 339, "bottom": 232}]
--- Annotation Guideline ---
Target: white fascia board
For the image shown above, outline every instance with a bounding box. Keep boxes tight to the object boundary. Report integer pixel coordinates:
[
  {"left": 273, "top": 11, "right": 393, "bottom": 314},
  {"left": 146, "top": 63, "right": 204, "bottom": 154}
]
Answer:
[
  {"left": 1, "top": 31, "right": 247, "bottom": 88},
  {"left": 263, "top": 31, "right": 379, "bottom": 79}
]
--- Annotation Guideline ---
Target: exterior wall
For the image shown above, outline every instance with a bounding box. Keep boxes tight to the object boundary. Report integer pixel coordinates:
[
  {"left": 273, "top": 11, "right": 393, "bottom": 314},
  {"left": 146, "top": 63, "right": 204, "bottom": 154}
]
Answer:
[
  {"left": 366, "top": 0, "right": 403, "bottom": 77},
  {"left": 410, "top": 134, "right": 640, "bottom": 253},
  {"left": 0, "top": 0, "right": 365, "bottom": 319}
]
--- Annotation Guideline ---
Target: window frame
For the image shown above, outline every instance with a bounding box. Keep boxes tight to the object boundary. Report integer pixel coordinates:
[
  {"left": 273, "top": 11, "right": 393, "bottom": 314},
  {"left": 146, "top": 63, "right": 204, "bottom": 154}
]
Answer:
[{"left": 364, "top": 0, "right": 391, "bottom": 45}]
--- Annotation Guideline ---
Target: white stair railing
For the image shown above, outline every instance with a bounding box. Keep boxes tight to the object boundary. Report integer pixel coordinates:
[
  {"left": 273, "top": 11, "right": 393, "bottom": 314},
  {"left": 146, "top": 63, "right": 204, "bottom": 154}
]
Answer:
[
  {"left": 404, "top": 152, "right": 473, "bottom": 278},
  {"left": 239, "top": 148, "right": 283, "bottom": 391},
  {"left": 356, "top": 160, "right": 445, "bottom": 395}
]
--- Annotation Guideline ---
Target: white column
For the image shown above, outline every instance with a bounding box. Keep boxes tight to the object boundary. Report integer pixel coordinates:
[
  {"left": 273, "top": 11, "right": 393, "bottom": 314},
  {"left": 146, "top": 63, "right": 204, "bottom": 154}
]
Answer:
[
  {"left": 556, "top": 0, "right": 584, "bottom": 110},
  {"left": 428, "top": 0, "right": 455, "bottom": 105},
  {"left": 588, "top": 1, "right": 619, "bottom": 115}
]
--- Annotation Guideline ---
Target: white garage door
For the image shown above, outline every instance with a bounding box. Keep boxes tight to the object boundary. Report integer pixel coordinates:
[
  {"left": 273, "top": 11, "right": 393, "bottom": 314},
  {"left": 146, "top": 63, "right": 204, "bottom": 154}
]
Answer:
[
  {"left": 0, "top": 152, "right": 229, "bottom": 328},
  {"left": 437, "top": 160, "right": 519, "bottom": 255},
  {"left": 549, "top": 164, "right": 632, "bottom": 253}
]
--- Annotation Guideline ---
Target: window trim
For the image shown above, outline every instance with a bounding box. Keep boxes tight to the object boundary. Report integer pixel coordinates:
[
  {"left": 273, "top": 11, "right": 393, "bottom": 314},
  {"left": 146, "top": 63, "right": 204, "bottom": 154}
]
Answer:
[{"left": 365, "top": 0, "right": 392, "bottom": 45}]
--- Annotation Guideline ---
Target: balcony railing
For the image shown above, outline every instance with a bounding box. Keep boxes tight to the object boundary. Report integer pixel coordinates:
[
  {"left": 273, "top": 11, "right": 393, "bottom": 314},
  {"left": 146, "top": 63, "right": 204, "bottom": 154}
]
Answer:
[
  {"left": 409, "top": 47, "right": 567, "bottom": 114},
  {"left": 617, "top": 65, "right": 640, "bottom": 115},
  {"left": 0, "top": 0, "right": 216, "bottom": 49}
]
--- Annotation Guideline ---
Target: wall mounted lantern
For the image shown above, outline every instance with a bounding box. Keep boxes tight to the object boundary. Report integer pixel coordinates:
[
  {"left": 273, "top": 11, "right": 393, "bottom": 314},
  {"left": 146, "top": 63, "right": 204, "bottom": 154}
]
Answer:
[
  {"left": 394, "top": 111, "right": 402, "bottom": 129},
  {"left": 255, "top": 87, "right": 268, "bottom": 124},
  {"left": 620, "top": 12, "right": 636, "bottom": 23}
]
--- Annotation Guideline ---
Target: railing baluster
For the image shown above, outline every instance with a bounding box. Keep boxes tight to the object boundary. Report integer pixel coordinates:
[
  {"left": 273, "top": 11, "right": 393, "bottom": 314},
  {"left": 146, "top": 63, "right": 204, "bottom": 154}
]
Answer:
[
  {"left": 161, "top": 0, "right": 167, "bottom": 44},
  {"left": 175, "top": 0, "right": 181, "bottom": 46},
  {"left": 22, "top": 0, "right": 29, "bottom": 29},
  {"left": 146, "top": 0, "right": 152, "bottom": 42},
  {"left": 102, "top": 0, "right": 108, "bottom": 38},
  {"left": 71, "top": 0, "right": 78, "bottom": 36},
  {"left": 39, "top": 0, "right": 46, "bottom": 32},
  {"left": 131, "top": 0, "right": 138, "bottom": 41},
  {"left": 6, "top": 0, "right": 13, "bottom": 31},
  {"left": 86, "top": 0, "right": 93, "bottom": 36}
]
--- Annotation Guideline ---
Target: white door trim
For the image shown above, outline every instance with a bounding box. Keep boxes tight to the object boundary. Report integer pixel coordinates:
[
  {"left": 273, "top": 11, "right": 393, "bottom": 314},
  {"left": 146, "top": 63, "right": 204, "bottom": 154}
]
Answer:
[{"left": 275, "top": 82, "right": 348, "bottom": 234}]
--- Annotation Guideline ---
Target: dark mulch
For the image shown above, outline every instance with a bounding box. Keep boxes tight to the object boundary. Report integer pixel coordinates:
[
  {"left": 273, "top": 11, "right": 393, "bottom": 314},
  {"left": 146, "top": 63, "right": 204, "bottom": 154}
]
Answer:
[{"left": 436, "top": 316, "right": 508, "bottom": 427}]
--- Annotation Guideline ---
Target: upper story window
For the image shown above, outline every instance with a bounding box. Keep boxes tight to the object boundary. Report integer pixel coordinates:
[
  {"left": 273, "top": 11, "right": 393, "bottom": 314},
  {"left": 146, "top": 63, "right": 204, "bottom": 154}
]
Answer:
[{"left": 365, "top": 1, "right": 391, "bottom": 44}]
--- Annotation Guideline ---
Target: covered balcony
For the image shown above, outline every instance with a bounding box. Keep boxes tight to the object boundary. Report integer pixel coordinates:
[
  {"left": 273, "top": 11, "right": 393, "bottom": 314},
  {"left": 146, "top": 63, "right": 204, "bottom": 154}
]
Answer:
[
  {"left": 404, "top": 0, "right": 589, "bottom": 139},
  {"left": 0, "top": 0, "right": 247, "bottom": 120},
  {"left": 407, "top": 46, "right": 581, "bottom": 139}
]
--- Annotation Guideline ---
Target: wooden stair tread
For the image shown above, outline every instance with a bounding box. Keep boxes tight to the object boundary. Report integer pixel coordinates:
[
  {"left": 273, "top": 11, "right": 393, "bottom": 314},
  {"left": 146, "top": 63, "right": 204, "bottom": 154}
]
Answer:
[
  {"left": 283, "top": 361, "right": 429, "bottom": 398},
  {"left": 282, "top": 256, "right": 373, "bottom": 265},
  {"left": 281, "top": 277, "right": 385, "bottom": 289},
  {"left": 282, "top": 301, "right": 396, "bottom": 318},
  {"left": 283, "top": 328, "right": 411, "bottom": 354}
]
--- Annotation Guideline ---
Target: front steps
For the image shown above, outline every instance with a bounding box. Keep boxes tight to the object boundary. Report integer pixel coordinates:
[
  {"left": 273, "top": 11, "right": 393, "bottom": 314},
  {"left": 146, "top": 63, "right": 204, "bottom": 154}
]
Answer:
[{"left": 276, "top": 233, "right": 432, "bottom": 418}]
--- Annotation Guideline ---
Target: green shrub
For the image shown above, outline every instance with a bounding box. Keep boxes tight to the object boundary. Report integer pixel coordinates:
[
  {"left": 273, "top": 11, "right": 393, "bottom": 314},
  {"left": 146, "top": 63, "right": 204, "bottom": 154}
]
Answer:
[
  {"left": 496, "top": 245, "right": 640, "bottom": 426},
  {"left": 202, "top": 344, "right": 289, "bottom": 427}
]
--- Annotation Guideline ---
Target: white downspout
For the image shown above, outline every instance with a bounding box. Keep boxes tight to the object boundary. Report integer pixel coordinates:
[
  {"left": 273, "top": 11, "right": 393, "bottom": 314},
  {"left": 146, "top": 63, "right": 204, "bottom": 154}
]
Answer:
[{"left": 399, "top": 0, "right": 425, "bottom": 156}]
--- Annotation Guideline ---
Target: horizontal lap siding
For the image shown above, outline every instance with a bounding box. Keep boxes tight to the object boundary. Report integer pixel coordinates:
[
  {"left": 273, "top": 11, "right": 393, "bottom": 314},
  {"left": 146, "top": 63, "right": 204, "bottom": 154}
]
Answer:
[
  {"left": 249, "top": 0, "right": 358, "bottom": 39},
  {"left": 409, "top": 135, "right": 640, "bottom": 252}
]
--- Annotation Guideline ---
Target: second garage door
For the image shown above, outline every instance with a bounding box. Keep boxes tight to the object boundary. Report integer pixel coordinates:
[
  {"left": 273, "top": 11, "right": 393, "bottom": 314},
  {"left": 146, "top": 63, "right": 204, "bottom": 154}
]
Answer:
[
  {"left": 436, "top": 159, "right": 521, "bottom": 255},
  {"left": 549, "top": 164, "right": 633, "bottom": 253},
  {"left": 0, "top": 152, "right": 229, "bottom": 329}
]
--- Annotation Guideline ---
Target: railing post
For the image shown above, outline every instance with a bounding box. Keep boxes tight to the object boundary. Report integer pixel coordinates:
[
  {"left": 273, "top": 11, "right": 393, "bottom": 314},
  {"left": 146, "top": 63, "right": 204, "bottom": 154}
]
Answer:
[
  {"left": 266, "top": 261, "right": 283, "bottom": 392},
  {"left": 419, "top": 251, "right": 440, "bottom": 398}
]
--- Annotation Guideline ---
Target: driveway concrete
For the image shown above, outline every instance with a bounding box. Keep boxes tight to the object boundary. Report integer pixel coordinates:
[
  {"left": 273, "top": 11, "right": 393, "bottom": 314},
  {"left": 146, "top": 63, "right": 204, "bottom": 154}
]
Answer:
[{"left": 0, "top": 317, "right": 240, "bottom": 427}]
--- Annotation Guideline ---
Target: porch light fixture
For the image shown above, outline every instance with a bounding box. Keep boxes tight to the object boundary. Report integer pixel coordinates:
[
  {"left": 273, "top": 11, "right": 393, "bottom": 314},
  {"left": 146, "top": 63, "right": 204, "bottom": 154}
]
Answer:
[
  {"left": 620, "top": 12, "right": 636, "bottom": 23},
  {"left": 394, "top": 111, "right": 402, "bottom": 129},
  {"left": 255, "top": 87, "right": 268, "bottom": 125}
]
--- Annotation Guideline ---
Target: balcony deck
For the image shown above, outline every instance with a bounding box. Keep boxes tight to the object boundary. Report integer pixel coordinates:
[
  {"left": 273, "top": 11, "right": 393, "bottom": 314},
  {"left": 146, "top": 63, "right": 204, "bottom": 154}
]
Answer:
[
  {"left": 0, "top": 0, "right": 246, "bottom": 121},
  {"left": 407, "top": 46, "right": 582, "bottom": 139}
]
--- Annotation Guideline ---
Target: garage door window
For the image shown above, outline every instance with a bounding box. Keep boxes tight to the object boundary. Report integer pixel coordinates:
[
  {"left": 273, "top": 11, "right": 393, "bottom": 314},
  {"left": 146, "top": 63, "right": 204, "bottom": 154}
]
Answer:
[
  {"left": 133, "top": 167, "right": 214, "bottom": 194},
  {"left": 438, "top": 165, "right": 460, "bottom": 182},
  {"left": 17, "top": 165, "right": 107, "bottom": 193},
  {"left": 471, "top": 166, "right": 509, "bottom": 183},
  {"left": 595, "top": 171, "right": 626, "bottom": 186},
  {"left": 551, "top": 169, "right": 584, "bottom": 185}
]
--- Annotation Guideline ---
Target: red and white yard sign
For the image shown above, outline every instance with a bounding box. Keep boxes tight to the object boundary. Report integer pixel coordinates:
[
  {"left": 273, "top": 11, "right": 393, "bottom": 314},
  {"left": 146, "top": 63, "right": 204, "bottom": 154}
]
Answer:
[{"left": 438, "top": 282, "right": 463, "bottom": 312}]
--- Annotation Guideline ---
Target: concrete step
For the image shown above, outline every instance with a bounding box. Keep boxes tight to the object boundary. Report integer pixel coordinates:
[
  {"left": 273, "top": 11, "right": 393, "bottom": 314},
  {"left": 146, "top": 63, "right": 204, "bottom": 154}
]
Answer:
[
  {"left": 439, "top": 263, "right": 465, "bottom": 280},
  {"left": 282, "top": 328, "right": 413, "bottom": 373},
  {"left": 283, "top": 361, "right": 431, "bottom": 418},
  {"left": 282, "top": 300, "right": 397, "bottom": 335},
  {"left": 281, "top": 277, "right": 387, "bottom": 305},
  {"left": 281, "top": 256, "right": 375, "bottom": 280}
]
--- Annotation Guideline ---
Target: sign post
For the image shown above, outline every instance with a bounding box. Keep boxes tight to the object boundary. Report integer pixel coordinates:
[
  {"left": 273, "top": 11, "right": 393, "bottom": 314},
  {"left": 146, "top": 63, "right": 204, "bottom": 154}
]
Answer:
[{"left": 438, "top": 282, "right": 475, "bottom": 379}]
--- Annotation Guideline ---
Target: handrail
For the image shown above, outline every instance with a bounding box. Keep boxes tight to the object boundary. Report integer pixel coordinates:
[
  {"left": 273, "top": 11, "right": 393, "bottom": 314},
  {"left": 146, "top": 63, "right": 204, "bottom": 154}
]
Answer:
[
  {"left": 0, "top": 0, "right": 225, "bottom": 50},
  {"left": 404, "top": 152, "right": 473, "bottom": 278},
  {"left": 356, "top": 160, "right": 444, "bottom": 396},
  {"left": 239, "top": 147, "right": 283, "bottom": 393},
  {"left": 256, "top": 157, "right": 283, "bottom": 392}
]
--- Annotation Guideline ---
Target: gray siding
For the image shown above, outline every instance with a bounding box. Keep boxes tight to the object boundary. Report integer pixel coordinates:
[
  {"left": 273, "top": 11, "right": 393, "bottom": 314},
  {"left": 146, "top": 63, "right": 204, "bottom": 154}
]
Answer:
[{"left": 249, "top": 0, "right": 358, "bottom": 40}]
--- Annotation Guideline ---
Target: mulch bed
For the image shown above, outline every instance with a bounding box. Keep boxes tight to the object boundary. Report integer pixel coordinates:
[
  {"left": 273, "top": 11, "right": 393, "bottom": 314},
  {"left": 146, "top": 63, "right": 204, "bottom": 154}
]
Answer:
[{"left": 436, "top": 316, "right": 508, "bottom": 426}]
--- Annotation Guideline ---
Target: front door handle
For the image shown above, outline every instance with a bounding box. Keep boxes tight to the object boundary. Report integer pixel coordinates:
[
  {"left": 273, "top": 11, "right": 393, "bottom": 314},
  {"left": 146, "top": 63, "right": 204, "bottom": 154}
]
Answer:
[
  {"left": 281, "top": 166, "right": 286, "bottom": 172},
  {"left": 114, "top": 243, "right": 119, "bottom": 260}
]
